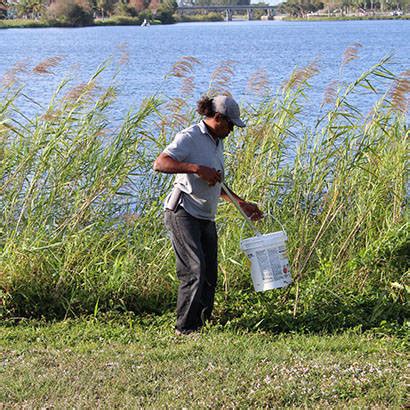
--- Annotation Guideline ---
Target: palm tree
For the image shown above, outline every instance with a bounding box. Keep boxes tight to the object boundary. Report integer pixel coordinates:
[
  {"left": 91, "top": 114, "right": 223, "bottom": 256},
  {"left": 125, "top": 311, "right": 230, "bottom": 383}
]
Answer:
[{"left": 15, "top": 0, "right": 46, "bottom": 19}]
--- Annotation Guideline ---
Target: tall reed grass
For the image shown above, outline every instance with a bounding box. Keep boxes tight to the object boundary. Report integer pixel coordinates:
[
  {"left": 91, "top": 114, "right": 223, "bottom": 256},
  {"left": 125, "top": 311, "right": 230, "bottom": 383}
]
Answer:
[{"left": 0, "top": 53, "right": 408, "bottom": 330}]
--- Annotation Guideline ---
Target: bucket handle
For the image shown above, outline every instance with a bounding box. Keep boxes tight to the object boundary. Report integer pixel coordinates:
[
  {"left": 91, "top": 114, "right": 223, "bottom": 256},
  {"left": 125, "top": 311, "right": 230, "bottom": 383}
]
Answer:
[
  {"left": 239, "top": 208, "right": 287, "bottom": 243},
  {"left": 221, "top": 182, "right": 262, "bottom": 237},
  {"left": 220, "top": 182, "right": 286, "bottom": 241}
]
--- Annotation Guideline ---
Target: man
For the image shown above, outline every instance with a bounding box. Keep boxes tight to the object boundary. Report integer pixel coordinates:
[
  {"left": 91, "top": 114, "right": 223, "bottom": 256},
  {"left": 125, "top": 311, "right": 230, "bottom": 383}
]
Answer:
[{"left": 153, "top": 95, "right": 263, "bottom": 335}]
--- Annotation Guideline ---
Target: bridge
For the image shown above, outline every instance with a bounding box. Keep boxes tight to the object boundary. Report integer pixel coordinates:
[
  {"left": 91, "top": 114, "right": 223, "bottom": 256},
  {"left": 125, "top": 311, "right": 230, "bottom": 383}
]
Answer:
[{"left": 176, "top": 5, "right": 276, "bottom": 21}]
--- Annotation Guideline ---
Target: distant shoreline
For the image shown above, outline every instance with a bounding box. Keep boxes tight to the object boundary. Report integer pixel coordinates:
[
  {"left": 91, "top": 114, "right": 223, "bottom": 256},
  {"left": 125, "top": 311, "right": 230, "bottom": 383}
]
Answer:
[
  {"left": 0, "top": 17, "right": 161, "bottom": 29},
  {"left": 0, "top": 14, "right": 409, "bottom": 29},
  {"left": 283, "top": 15, "right": 410, "bottom": 21}
]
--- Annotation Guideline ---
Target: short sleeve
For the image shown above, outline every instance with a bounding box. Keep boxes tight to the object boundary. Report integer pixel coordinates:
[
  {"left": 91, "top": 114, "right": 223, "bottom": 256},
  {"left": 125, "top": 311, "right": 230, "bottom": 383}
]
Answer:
[{"left": 163, "top": 132, "right": 193, "bottom": 162}]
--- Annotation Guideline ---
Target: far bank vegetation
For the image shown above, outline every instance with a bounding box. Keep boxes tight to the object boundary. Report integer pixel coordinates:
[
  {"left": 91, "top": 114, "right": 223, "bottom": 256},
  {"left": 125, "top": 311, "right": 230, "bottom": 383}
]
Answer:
[
  {"left": 0, "top": 0, "right": 178, "bottom": 26},
  {"left": 1, "top": 0, "right": 409, "bottom": 26},
  {"left": 279, "top": 0, "right": 409, "bottom": 18}
]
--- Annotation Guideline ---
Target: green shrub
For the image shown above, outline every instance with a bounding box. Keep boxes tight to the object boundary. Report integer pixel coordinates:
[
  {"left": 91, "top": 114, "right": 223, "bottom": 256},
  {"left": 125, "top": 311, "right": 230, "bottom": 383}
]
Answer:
[
  {"left": 139, "top": 8, "right": 153, "bottom": 22},
  {"left": 46, "top": 0, "right": 94, "bottom": 27},
  {"left": 175, "top": 12, "right": 224, "bottom": 23},
  {"left": 94, "top": 15, "right": 140, "bottom": 25},
  {"left": 0, "top": 19, "right": 51, "bottom": 28},
  {"left": 155, "top": 7, "right": 175, "bottom": 24},
  {"left": 154, "top": 0, "right": 177, "bottom": 24}
]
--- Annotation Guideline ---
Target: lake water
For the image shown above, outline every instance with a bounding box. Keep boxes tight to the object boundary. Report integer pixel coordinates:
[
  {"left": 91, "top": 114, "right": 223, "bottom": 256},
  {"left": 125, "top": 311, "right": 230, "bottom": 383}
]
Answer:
[{"left": 1, "top": 20, "right": 409, "bottom": 120}]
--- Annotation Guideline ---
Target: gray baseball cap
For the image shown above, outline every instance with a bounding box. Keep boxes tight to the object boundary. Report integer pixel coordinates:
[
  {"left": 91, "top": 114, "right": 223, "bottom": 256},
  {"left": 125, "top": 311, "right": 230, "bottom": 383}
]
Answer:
[{"left": 212, "top": 95, "right": 246, "bottom": 128}]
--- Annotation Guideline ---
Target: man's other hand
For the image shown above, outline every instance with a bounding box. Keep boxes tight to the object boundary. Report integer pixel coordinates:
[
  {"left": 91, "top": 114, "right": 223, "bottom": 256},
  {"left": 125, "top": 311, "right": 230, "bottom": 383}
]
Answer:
[
  {"left": 239, "top": 201, "right": 264, "bottom": 221},
  {"left": 197, "top": 166, "right": 222, "bottom": 186}
]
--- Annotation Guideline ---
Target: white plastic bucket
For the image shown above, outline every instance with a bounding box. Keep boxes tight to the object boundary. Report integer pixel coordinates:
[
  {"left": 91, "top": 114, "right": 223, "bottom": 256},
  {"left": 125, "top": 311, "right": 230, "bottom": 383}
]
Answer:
[{"left": 240, "top": 231, "right": 292, "bottom": 292}]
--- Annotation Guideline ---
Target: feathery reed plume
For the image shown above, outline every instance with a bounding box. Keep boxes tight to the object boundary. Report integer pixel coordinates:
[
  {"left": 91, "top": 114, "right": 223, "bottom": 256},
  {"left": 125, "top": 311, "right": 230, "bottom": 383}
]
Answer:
[
  {"left": 282, "top": 59, "right": 319, "bottom": 92},
  {"left": 33, "top": 56, "right": 63, "bottom": 75},
  {"left": 64, "top": 81, "right": 97, "bottom": 102},
  {"left": 41, "top": 108, "right": 62, "bottom": 122},
  {"left": 166, "top": 97, "right": 189, "bottom": 127},
  {"left": 167, "top": 56, "right": 201, "bottom": 79},
  {"left": 247, "top": 69, "right": 270, "bottom": 96},
  {"left": 322, "top": 80, "right": 339, "bottom": 106},
  {"left": 166, "top": 56, "right": 201, "bottom": 98},
  {"left": 181, "top": 77, "right": 195, "bottom": 96},
  {"left": 123, "top": 212, "right": 140, "bottom": 225},
  {"left": 117, "top": 42, "right": 129, "bottom": 65},
  {"left": 342, "top": 43, "right": 362, "bottom": 67},
  {"left": 1, "top": 61, "right": 28, "bottom": 87},
  {"left": 389, "top": 70, "right": 410, "bottom": 114},
  {"left": 94, "top": 129, "right": 108, "bottom": 138},
  {"left": 97, "top": 86, "right": 117, "bottom": 108},
  {"left": 208, "top": 60, "right": 236, "bottom": 97},
  {"left": 161, "top": 57, "right": 202, "bottom": 128}
]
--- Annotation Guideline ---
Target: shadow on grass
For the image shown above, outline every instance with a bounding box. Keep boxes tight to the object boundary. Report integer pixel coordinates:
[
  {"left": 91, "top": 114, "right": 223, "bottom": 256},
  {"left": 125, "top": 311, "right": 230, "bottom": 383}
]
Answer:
[
  {"left": 3, "top": 285, "right": 176, "bottom": 321},
  {"left": 4, "top": 286, "right": 406, "bottom": 337},
  {"left": 215, "top": 294, "right": 408, "bottom": 335}
]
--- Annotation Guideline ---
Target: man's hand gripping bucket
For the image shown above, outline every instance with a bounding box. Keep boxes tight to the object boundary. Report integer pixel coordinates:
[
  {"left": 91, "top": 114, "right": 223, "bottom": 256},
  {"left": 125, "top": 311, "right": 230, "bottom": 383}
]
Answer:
[{"left": 221, "top": 183, "right": 292, "bottom": 292}]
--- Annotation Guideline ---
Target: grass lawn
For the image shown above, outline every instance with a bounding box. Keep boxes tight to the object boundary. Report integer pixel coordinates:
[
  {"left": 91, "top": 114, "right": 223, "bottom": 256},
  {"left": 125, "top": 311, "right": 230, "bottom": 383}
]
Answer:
[{"left": 1, "top": 315, "right": 408, "bottom": 408}]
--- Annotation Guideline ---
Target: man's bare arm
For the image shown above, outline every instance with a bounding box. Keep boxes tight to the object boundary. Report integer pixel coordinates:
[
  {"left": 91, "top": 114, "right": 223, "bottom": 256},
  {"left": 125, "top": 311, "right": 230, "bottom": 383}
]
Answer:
[{"left": 153, "top": 153, "right": 222, "bottom": 186}]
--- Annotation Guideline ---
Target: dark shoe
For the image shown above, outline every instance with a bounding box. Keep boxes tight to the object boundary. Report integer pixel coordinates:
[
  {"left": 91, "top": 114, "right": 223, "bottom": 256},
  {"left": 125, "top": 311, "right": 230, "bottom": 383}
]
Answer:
[{"left": 175, "top": 328, "right": 197, "bottom": 336}]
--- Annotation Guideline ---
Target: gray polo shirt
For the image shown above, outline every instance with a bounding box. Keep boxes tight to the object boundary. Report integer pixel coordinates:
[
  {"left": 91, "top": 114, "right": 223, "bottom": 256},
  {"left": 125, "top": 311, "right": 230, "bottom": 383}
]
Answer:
[{"left": 163, "top": 121, "right": 225, "bottom": 221}]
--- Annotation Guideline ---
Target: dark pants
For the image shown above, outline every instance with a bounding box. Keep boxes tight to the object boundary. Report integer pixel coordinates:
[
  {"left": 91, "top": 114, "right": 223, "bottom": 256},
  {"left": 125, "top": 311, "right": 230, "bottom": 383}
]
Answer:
[{"left": 164, "top": 206, "right": 218, "bottom": 332}]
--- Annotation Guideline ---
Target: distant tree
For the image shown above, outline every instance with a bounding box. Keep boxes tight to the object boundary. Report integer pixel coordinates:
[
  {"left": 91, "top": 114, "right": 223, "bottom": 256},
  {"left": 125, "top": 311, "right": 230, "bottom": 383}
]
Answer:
[
  {"left": 281, "top": 0, "right": 323, "bottom": 16},
  {"left": 390, "top": 0, "right": 410, "bottom": 10},
  {"left": 138, "top": 7, "right": 153, "bottom": 20},
  {"left": 154, "top": 0, "right": 177, "bottom": 23},
  {"left": 0, "top": 0, "right": 7, "bottom": 19},
  {"left": 129, "top": 0, "right": 150, "bottom": 12},
  {"left": 115, "top": 0, "right": 138, "bottom": 16},
  {"left": 279, "top": 0, "right": 408, "bottom": 14},
  {"left": 193, "top": 0, "right": 250, "bottom": 5},
  {"left": 15, "top": 0, "right": 47, "bottom": 19},
  {"left": 47, "top": 0, "right": 94, "bottom": 26},
  {"left": 95, "top": 0, "right": 116, "bottom": 17}
]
